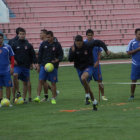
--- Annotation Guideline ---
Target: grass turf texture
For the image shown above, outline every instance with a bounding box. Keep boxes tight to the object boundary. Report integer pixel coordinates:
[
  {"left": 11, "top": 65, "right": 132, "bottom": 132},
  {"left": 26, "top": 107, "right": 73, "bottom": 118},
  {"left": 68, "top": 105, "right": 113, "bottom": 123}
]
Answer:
[{"left": 1, "top": 64, "right": 140, "bottom": 140}]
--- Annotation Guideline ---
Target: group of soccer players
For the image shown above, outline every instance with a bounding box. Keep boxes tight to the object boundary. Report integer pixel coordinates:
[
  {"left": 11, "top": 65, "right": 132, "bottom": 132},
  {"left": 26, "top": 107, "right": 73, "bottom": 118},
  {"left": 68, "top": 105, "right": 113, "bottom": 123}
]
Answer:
[{"left": 0, "top": 27, "right": 140, "bottom": 110}]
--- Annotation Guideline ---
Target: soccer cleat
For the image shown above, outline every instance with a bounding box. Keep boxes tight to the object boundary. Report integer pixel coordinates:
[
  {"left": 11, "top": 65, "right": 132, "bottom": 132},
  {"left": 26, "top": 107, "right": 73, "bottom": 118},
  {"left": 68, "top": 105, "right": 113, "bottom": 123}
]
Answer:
[
  {"left": 93, "top": 99, "right": 98, "bottom": 111},
  {"left": 85, "top": 97, "right": 91, "bottom": 105},
  {"left": 51, "top": 98, "right": 56, "bottom": 104},
  {"left": 128, "top": 96, "right": 134, "bottom": 102},
  {"left": 34, "top": 96, "right": 40, "bottom": 103},
  {"left": 102, "top": 96, "right": 108, "bottom": 101}
]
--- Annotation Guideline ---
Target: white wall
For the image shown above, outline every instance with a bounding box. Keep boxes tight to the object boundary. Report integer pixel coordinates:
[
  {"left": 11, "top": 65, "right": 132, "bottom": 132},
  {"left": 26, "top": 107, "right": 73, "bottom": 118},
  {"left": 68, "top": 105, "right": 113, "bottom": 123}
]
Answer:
[
  {"left": 107, "top": 46, "right": 127, "bottom": 53},
  {"left": 0, "top": 0, "right": 9, "bottom": 23}
]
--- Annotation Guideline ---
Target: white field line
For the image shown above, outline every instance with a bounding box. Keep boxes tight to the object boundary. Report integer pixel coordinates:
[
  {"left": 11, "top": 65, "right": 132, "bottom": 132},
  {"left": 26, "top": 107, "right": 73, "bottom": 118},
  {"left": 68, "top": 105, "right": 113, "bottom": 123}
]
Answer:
[{"left": 60, "top": 60, "right": 131, "bottom": 67}]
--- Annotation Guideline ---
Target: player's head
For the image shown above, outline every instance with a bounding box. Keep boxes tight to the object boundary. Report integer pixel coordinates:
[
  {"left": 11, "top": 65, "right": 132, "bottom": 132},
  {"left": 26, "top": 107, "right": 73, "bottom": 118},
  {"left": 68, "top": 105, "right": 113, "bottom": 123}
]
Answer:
[
  {"left": 40, "top": 29, "right": 48, "bottom": 41},
  {"left": 135, "top": 28, "right": 140, "bottom": 41},
  {"left": 74, "top": 35, "right": 83, "bottom": 48},
  {"left": 46, "top": 31, "right": 54, "bottom": 43},
  {"left": 16, "top": 27, "right": 23, "bottom": 35},
  {"left": 18, "top": 28, "right": 26, "bottom": 40},
  {"left": 0, "top": 33, "right": 4, "bottom": 46},
  {"left": 86, "top": 29, "right": 94, "bottom": 41}
]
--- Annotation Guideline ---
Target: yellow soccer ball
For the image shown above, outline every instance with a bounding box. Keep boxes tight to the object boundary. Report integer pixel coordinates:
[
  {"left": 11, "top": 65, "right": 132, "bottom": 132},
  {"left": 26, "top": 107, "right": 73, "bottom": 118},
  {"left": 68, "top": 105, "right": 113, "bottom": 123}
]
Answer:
[
  {"left": 15, "top": 97, "right": 24, "bottom": 105},
  {"left": 1, "top": 98, "right": 10, "bottom": 107},
  {"left": 44, "top": 63, "right": 54, "bottom": 72}
]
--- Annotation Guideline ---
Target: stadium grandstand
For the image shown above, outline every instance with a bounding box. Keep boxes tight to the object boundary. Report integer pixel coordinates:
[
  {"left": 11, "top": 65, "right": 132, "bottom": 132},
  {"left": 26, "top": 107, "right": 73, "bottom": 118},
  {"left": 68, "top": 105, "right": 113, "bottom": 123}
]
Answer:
[{"left": 0, "top": 0, "right": 140, "bottom": 53}]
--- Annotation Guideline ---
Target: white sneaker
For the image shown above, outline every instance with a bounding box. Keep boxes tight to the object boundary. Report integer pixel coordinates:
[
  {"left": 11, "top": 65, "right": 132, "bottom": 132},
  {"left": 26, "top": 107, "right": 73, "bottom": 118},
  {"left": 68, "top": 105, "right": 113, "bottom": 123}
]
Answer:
[{"left": 102, "top": 96, "right": 108, "bottom": 101}]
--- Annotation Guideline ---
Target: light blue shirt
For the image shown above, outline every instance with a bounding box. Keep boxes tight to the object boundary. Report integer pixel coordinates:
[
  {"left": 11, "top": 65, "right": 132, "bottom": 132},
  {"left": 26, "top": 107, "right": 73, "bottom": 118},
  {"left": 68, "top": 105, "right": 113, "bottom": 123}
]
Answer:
[{"left": 126, "top": 38, "right": 140, "bottom": 65}]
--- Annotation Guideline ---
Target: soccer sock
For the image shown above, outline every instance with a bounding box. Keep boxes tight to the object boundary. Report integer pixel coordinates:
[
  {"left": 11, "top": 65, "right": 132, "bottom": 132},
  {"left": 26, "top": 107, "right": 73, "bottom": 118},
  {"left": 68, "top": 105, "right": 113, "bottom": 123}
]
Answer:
[
  {"left": 29, "top": 98, "right": 32, "bottom": 102},
  {"left": 44, "top": 94, "right": 48, "bottom": 99},
  {"left": 85, "top": 93, "right": 90, "bottom": 98},
  {"left": 0, "top": 98, "right": 2, "bottom": 103},
  {"left": 93, "top": 99, "right": 97, "bottom": 105}
]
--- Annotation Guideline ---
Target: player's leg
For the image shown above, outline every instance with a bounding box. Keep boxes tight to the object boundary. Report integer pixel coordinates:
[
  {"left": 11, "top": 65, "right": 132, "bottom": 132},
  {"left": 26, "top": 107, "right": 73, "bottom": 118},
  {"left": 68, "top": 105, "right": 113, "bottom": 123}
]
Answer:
[
  {"left": 37, "top": 80, "right": 45, "bottom": 96},
  {"left": 129, "top": 64, "right": 139, "bottom": 101},
  {"left": 27, "top": 81, "right": 32, "bottom": 102},
  {"left": 23, "top": 81, "right": 28, "bottom": 102},
  {"left": 21, "top": 67, "right": 30, "bottom": 103},
  {"left": 129, "top": 80, "right": 137, "bottom": 101},
  {"left": 4, "top": 71, "right": 13, "bottom": 106},
  {"left": 13, "top": 66, "right": 21, "bottom": 102},
  {"left": 81, "top": 68, "right": 98, "bottom": 111},
  {"left": 6, "top": 87, "right": 11, "bottom": 100},
  {"left": 0, "top": 87, "right": 3, "bottom": 103},
  {"left": 41, "top": 81, "right": 49, "bottom": 102},
  {"left": 93, "top": 66, "right": 108, "bottom": 101},
  {"left": 76, "top": 68, "right": 91, "bottom": 105},
  {"left": 98, "top": 80, "right": 108, "bottom": 101},
  {"left": 50, "top": 82, "right": 57, "bottom": 104},
  {"left": 34, "top": 66, "right": 47, "bottom": 102},
  {"left": 13, "top": 74, "right": 19, "bottom": 97},
  {"left": 81, "top": 72, "right": 92, "bottom": 100},
  {"left": 48, "top": 68, "right": 58, "bottom": 104}
]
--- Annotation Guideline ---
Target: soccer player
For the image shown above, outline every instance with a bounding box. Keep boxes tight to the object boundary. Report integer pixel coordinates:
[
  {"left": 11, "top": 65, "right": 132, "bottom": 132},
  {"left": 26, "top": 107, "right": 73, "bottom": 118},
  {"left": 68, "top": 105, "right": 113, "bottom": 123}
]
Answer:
[
  {"left": 34, "top": 31, "right": 63, "bottom": 104},
  {"left": 11, "top": 28, "right": 37, "bottom": 103},
  {"left": 36, "top": 29, "right": 60, "bottom": 102},
  {"left": 85, "top": 29, "right": 108, "bottom": 101},
  {"left": 126, "top": 28, "right": 140, "bottom": 101},
  {"left": 68, "top": 35, "right": 108, "bottom": 111},
  {"left": 8, "top": 27, "right": 33, "bottom": 102},
  {"left": 8, "top": 27, "right": 22, "bottom": 47},
  {"left": 0, "top": 33, "right": 14, "bottom": 106}
]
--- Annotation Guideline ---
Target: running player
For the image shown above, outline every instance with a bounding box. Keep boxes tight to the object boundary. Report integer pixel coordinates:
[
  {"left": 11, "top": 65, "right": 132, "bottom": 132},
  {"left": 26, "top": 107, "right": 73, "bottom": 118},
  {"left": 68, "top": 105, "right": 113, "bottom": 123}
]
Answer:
[{"left": 69, "top": 35, "right": 109, "bottom": 110}]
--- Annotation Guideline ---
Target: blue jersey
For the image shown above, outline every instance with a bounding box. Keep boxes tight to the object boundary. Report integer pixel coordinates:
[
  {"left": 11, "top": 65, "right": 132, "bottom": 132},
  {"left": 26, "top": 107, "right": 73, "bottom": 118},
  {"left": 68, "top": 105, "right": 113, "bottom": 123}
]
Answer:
[
  {"left": 0, "top": 44, "right": 14, "bottom": 74},
  {"left": 126, "top": 38, "right": 140, "bottom": 66},
  {"left": 84, "top": 39, "right": 102, "bottom": 63}
]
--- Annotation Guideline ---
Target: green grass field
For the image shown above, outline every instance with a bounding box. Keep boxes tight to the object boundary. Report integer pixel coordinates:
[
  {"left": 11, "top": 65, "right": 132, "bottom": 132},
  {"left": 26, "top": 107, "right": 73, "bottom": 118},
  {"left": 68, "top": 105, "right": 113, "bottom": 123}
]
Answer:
[{"left": 1, "top": 64, "right": 140, "bottom": 140}]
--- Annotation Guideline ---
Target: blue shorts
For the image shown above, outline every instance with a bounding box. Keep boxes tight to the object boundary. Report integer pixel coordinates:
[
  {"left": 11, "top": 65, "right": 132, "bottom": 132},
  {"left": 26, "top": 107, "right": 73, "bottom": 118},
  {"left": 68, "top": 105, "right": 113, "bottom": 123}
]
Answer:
[
  {"left": 14, "top": 66, "right": 30, "bottom": 82},
  {"left": 39, "top": 66, "right": 58, "bottom": 83},
  {"left": 0, "top": 71, "right": 13, "bottom": 87},
  {"left": 76, "top": 66, "right": 93, "bottom": 83},
  {"left": 93, "top": 65, "right": 102, "bottom": 81},
  {"left": 131, "top": 64, "right": 140, "bottom": 80}
]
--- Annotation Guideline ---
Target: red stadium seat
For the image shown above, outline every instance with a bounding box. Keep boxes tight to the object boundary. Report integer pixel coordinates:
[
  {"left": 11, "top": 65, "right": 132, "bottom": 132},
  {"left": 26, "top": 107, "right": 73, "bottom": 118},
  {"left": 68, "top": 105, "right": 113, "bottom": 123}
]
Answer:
[{"left": 2, "top": 0, "right": 140, "bottom": 48}]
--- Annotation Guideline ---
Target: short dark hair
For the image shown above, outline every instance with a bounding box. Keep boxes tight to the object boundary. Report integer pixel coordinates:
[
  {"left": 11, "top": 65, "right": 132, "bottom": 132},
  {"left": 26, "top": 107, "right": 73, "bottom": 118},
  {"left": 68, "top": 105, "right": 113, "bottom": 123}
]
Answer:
[
  {"left": 41, "top": 29, "right": 48, "bottom": 35},
  {"left": 46, "top": 31, "right": 53, "bottom": 37},
  {"left": 0, "top": 33, "right": 4, "bottom": 38},
  {"left": 16, "top": 27, "right": 23, "bottom": 35},
  {"left": 75, "top": 35, "right": 83, "bottom": 41},
  {"left": 18, "top": 28, "right": 26, "bottom": 34},
  {"left": 86, "top": 29, "right": 94, "bottom": 35},
  {"left": 135, "top": 28, "right": 140, "bottom": 34}
]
